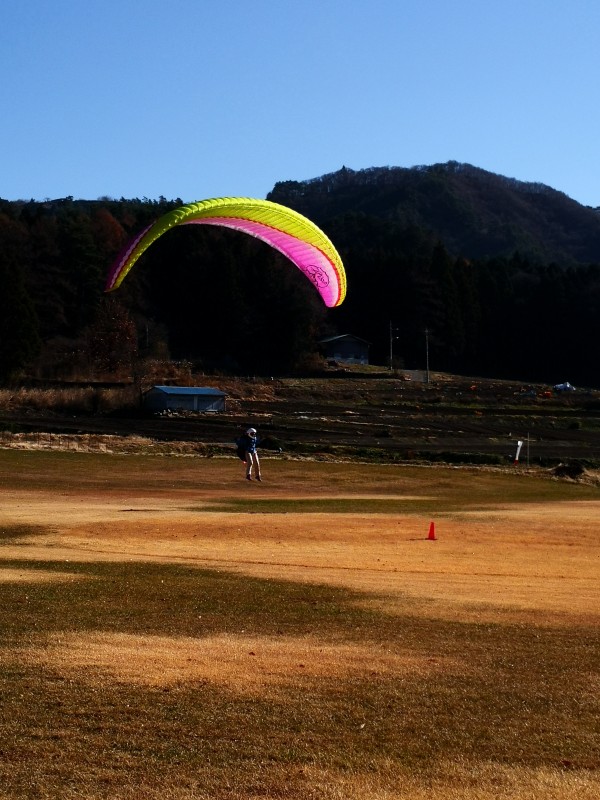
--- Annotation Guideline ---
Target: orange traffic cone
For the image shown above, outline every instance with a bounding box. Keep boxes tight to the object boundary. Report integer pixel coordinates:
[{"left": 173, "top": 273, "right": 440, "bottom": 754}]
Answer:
[{"left": 428, "top": 521, "right": 436, "bottom": 540}]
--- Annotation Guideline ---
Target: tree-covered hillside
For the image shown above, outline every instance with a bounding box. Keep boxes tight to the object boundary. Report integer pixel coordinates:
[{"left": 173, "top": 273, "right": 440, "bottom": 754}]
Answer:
[
  {"left": 269, "top": 162, "right": 600, "bottom": 264},
  {"left": 1, "top": 162, "right": 600, "bottom": 387}
]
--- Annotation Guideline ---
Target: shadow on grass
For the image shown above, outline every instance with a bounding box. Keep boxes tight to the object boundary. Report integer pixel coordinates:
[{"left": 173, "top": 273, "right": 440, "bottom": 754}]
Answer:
[
  {"left": 1, "top": 557, "right": 599, "bottom": 798},
  {"left": 0, "top": 558, "right": 404, "bottom": 640},
  {"left": 198, "top": 497, "right": 442, "bottom": 515},
  {"left": 0, "top": 523, "right": 50, "bottom": 544}
]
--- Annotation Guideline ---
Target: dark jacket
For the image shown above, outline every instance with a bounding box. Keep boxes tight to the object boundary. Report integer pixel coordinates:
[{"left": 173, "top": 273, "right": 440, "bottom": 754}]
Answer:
[{"left": 236, "top": 433, "right": 258, "bottom": 460}]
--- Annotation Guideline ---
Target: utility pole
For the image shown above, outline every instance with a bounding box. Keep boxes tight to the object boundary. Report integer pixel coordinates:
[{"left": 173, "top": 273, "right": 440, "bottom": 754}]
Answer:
[
  {"left": 389, "top": 321, "right": 399, "bottom": 372},
  {"left": 425, "top": 327, "right": 430, "bottom": 384}
]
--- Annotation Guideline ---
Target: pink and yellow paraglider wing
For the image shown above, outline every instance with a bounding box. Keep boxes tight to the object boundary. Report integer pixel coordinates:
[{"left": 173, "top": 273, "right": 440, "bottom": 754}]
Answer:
[
  {"left": 184, "top": 216, "right": 342, "bottom": 308},
  {"left": 105, "top": 197, "right": 346, "bottom": 307}
]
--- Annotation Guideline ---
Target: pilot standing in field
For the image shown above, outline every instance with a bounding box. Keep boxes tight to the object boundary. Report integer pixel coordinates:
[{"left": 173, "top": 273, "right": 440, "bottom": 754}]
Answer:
[{"left": 238, "top": 427, "right": 262, "bottom": 481}]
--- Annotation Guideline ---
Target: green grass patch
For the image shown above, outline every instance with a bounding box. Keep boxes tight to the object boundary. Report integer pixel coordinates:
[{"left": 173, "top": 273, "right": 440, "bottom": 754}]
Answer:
[
  {"left": 201, "top": 497, "right": 440, "bottom": 514},
  {"left": 0, "top": 449, "right": 212, "bottom": 493},
  {"left": 1, "top": 449, "right": 597, "bottom": 512}
]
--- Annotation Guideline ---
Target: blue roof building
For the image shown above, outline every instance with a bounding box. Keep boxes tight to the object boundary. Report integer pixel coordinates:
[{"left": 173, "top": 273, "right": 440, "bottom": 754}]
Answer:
[{"left": 143, "top": 385, "right": 227, "bottom": 413}]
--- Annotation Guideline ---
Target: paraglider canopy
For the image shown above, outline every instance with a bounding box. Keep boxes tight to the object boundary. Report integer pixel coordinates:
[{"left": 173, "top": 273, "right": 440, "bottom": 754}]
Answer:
[{"left": 105, "top": 197, "right": 346, "bottom": 307}]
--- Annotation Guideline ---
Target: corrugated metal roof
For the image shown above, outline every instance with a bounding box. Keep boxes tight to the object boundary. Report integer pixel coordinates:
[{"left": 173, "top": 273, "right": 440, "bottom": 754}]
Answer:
[
  {"left": 318, "top": 334, "right": 371, "bottom": 345},
  {"left": 148, "top": 386, "right": 226, "bottom": 396}
]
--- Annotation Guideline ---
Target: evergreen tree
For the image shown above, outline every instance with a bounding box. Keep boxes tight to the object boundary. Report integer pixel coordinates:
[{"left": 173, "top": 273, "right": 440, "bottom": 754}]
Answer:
[
  {"left": 429, "top": 242, "right": 465, "bottom": 370},
  {"left": 85, "top": 297, "right": 138, "bottom": 376},
  {"left": 0, "top": 249, "right": 41, "bottom": 382},
  {"left": 453, "top": 258, "right": 482, "bottom": 372},
  {"left": 57, "top": 211, "right": 103, "bottom": 333}
]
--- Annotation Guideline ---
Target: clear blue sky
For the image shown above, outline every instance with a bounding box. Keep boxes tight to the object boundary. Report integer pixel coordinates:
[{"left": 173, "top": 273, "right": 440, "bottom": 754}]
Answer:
[{"left": 2, "top": 0, "right": 599, "bottom": 206}]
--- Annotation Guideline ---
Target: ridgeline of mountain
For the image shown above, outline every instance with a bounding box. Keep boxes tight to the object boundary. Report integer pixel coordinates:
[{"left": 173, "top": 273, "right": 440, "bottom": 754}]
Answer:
[
  {"left": 268, "top": 161, "right": 600, "bottom": 265},
  {"left": 2, "top": 163, "right": 600, "bottom": 387}
]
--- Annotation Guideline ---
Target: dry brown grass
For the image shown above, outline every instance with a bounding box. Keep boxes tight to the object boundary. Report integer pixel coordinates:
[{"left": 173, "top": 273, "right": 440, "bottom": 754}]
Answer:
[
  {"left": 0, "top": 451, "right": 599, "bottom": 798},
  {"left": 20, "top": 630, "right": 462, "bottom": 694},
  {"left": 0, "top": 385, "right": 138, "bottom": 415}
]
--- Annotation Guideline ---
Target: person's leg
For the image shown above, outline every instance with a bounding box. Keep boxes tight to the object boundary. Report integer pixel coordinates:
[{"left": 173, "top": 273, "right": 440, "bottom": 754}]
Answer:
[
  {"left": 252, "top": 452, "right": 262, "bottom": 480},
  {"left": 245, "top": 452, "right": 253, "bottom": 479}
]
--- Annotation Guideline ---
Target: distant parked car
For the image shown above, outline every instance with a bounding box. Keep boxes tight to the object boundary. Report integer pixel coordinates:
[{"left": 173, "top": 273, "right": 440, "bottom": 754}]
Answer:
[{"left": 554, "top": 382, "right": 576, "bottom": 392}]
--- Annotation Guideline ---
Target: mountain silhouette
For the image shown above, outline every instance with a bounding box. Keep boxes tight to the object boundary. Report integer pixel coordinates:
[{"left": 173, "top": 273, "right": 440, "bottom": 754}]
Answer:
[{"left": 268, "top": 161, "right": 600, "bottom": 265}]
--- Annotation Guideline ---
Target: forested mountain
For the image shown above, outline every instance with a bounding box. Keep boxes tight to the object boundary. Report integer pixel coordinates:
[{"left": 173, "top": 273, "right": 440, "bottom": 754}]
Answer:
[
  {"left": 269, "top": 162, "right": 600, "bottom": 265},
  {"left": 1, "top": 162, "right": 600, "bottom": 387}
]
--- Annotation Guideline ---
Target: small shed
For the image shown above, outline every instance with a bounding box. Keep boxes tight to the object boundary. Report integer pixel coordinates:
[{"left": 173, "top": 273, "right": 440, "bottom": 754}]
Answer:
[
  {"left": 319, "top": 334, "right": 370, "bottom": 365},
  {"left": 143, "top": 386, "right": 227, "bottom": 413}
]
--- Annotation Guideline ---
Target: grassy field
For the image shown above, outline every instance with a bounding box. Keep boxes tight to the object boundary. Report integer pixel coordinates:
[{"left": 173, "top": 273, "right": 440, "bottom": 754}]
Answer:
[{"left": 0, "top": 449, "right": 599, "bottom": 799}]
